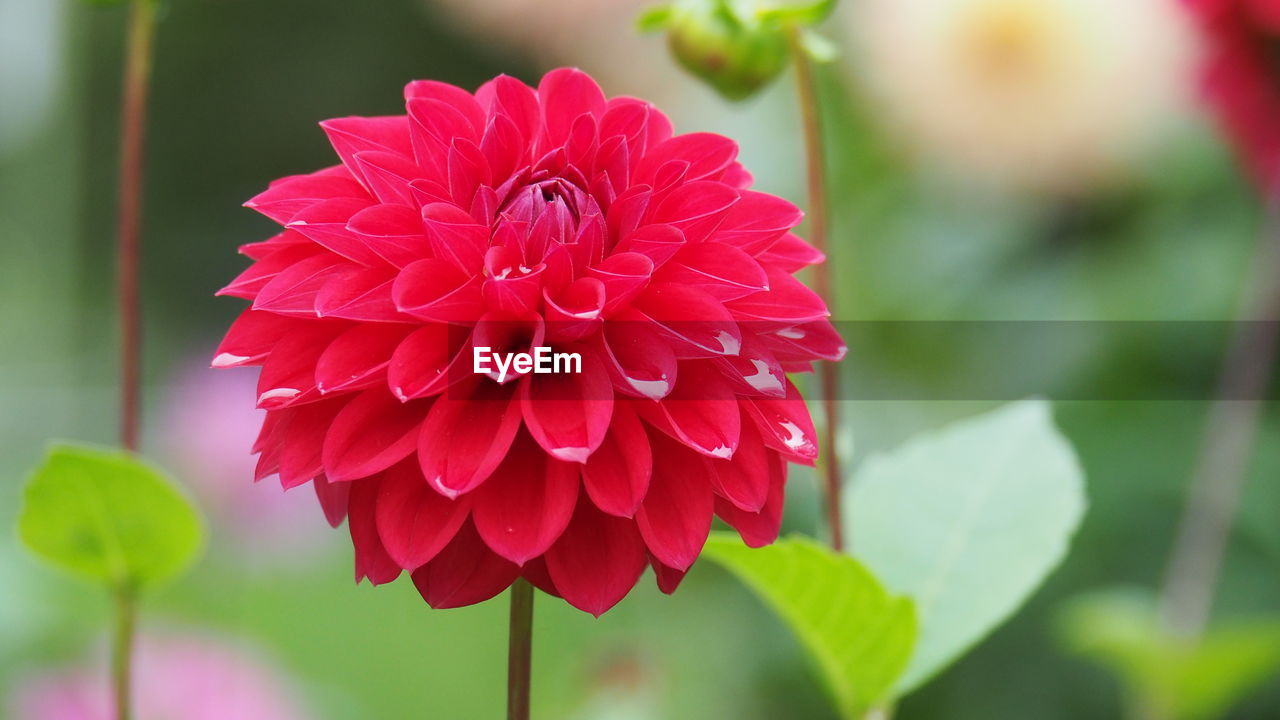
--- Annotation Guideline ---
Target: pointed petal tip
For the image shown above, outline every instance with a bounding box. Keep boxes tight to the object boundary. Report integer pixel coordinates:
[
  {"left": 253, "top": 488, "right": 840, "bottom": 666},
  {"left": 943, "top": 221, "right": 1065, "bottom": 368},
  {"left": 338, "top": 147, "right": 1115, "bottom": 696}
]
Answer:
[{"left": 211, "top": 352, "right": 251, "bottom": 368}]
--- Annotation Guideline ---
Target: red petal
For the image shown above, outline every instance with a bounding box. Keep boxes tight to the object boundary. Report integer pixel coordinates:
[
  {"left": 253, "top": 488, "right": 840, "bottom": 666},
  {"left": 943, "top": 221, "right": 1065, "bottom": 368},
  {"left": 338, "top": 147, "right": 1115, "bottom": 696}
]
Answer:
[
  {"left": 315, "top": 324, "right": 413, "bottom": 393},
  {"left": 322, "top": 390, "right": 427, "bottom": 481},
  {"left": 744, "top": 380, "right": 818, "bottom": 464},
  {"left": 376, "top": 459, "right": 472, "bottom": 569},
  {"left": 544, "top": 500, "right": 648, "bottom": 616},
  {"left": 635, "top": 430, "right": 714, "bottom": 571},
  {"left": 473, "top": 432, "right": 580, "bottom": 564},
  {"left": 314, "top": 266, "right": 405, "bottom": 322},
  {"left": 320, "top": 116, "right": 413, "bottom": 191},
  {"left": 635, "top": 132, "right": 738, "bottom": 185},
  {"left": 313, "top": 474, "right": 351, "bottom": 528},
  {"left": 387, "top": 323, "right": 471, "bottom": 400},
  {"left": 212, "top": 310, "right": 303, "bottom": 368},
  {"left": 519, "top": 351, "right": 613, "bottom": 463},
  {"left": 703, "top": 417, "right": 770, "bottom": 512},
  {"left": 392, "top": 258, "right": 484, "bottom": 323},
  {"left": 716, "top": 191, "right": 804, "bottom": 255},
  {"left": 635, "top": 283, "right": 741, "bottom": 358},
  {"left": 422, "top": 203, "right": 488, "bottom": 274},
  {"left": 256, "top": 323, "right": 349, "bottom": 409},
  {"left": 661, "top": 241, "right": 768, "bottom": 301},
  {"left": 411, "top": 520, "right": 520, "bottom": 609},
  {"left": 755, "top": 231, "right": 825, "bottom": 271},
  {"left": 252, "top": 254, "right": 352, "bottom": 317},
  {"left": 727, "top": 267, "right": 829, "bottom": 323},
  {"left": 587, "top": 252, "right": 653, "bottom": 313},
  {"left": 715, "top": 452, "right": 786, "bottom": 547},
  {"left": 417, "top": 379, "right": 522, "bottom": 498},
  {"left": 244, "top": 166, "right": 367, "bottom": 224},
  {"left": 599, "top": 317, "right": 677, "bottom": 400},
  {"left": 649, "top": 181, "right": 739, "bottom": 243},
  {"left": 641, "top": 361, "right": 741, "bottom": 460},
  {"left": 538, "top": 68, "right": 606, "bottom": 147},
  {"left": 348, "top": 476, "right": 403, "bottom": 585},
  {"left": 581, "top": 402, "right": 652, "bottom": 517},
  {"left": 650, "top": 556, "right": 689, "bottom": 595},
  {"left": 278, "top": 398, "right": 346, "bottom": 488},
  {"left": 760, "top": 319, "right": 847, "bottom": 363},
  {"left": 285, "top": 197, "right": 382, "bottom": 267},
  {"left": 346, "top": 204, "right": 431, "bottom": 268}
]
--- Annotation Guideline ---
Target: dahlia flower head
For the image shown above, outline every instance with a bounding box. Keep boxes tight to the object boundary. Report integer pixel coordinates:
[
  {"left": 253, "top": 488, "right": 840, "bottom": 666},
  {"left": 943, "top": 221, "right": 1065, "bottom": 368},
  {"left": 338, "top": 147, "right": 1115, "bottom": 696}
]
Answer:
[
  {"left": 1185, "top": 0, "right": 1280, "bottom": 188},
  {"left": 214, "top": 68, "right": 843, "bottom": 616}
]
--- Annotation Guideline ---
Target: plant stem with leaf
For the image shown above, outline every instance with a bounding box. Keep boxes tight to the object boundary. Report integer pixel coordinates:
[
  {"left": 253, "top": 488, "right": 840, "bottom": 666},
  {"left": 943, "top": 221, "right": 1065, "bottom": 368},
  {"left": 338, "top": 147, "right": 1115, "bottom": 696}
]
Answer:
[
  {"left": 117, "top": 0, "right": 156, "bottom": 453},
  {"left": 1159, "top": 192, "right": 1280, "bottom": 639},
  {"left": 112, "top": 1, "right": 158, "bottom": 717},
  {"left": 507, "top": 578, "right": 534, "bottom": 720},
  {"left": 786, "top": 23, "right": 844, "bottom": 551}
]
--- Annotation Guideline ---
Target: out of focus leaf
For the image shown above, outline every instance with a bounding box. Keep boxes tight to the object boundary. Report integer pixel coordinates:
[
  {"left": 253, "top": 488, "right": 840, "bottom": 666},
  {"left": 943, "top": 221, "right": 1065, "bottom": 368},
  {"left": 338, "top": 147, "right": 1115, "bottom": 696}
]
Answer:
[
  {"left": 702, "top": 533, "right": 917, "bottom": 718},
  {"left": 846, "top": 400, "right": 1086, "bottom": 694},
  {"left": 1058, "top": 589, "right": 1280, "bottom": 720},
  {"left": 16, "top": 443, "right": 204, "bottom": 590},
  {"left": 759, "top": 0, "right": 838, "bottom": 26},
  {"left": 635, "top": 4, "right": 674, "bottom": 32}
]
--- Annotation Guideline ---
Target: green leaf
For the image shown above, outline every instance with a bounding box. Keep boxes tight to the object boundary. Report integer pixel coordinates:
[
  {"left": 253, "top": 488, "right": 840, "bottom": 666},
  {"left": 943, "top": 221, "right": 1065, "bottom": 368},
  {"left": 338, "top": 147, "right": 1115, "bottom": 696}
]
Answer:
[
  {"left": 846, "top": 400, "right": 1086, "bottom": 694},
  {"left": 1058, "top": 589, "right": 1280, "bottom": 720},
  {"left": 17, "top": 443, "right": 204, "bottom": 590},
  {"left": 635, "top": 4, "right": 675, "bottom": 32},
  {"left": 758, "top": 0, "right": 838, "bottom": 26},
  {"left": 702, "top": 533, "right": 917, "bottom": 718}
]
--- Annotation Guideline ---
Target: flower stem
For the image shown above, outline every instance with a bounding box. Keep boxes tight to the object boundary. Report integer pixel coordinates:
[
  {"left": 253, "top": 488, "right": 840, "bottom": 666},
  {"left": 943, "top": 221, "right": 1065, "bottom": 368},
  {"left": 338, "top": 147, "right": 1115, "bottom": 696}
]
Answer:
[
  {"left": 1158, "top": 192, "right": 1280, "bottom": 639},
  {"left": 786, "top": 24, "right": 844, "bottom": 551},
  {"left": 112, "top": 586, "right": 137, "bottom": 720},
  {"left": 117, "top": 0, "right": 157, "bottom": 452},
  {"left": 507, "top": 578, "right": 534, "bottom": 720}
]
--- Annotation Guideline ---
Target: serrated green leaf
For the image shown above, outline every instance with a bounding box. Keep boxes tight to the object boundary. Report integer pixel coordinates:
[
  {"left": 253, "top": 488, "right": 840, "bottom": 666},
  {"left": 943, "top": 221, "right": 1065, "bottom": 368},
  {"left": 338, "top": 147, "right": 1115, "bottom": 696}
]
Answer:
[
  {"left": 16, "top": 443, "right": 204, "bottom": 590},
  {"left": 702, "top": 533, "right": 917, "bottom": 718},
  {"left": 847, "top": 400, "right": 1086, "bottom": 695},
  {"left": 1058, "top": 589, "right": 1280, "bottom": 720}
]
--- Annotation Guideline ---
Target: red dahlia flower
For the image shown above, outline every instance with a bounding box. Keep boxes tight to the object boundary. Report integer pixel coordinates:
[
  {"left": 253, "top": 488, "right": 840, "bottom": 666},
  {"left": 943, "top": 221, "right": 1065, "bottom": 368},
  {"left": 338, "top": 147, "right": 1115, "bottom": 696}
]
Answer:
[
  {"left": 1185, "top": 0, "right": 1280, "bottom": 187},
  {"left": 213, "top": 68, "right": 844, "bottom": 616}
]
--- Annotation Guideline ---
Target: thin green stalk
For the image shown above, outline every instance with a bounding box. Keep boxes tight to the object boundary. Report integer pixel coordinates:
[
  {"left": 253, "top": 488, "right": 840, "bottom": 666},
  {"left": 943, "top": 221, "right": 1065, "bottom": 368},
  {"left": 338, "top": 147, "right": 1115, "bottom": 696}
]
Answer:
[
  {"left": 507, "top": 579, "right": 534, "bottom": 720},
  {"left": 786, "top": 24, "right": 844, "bottom": 551},
  {"left": 112, "top": 586, "right": 137, "bottom": 720},
  {"left": 117, "top": 0, "right": 157, "bottom": 452},
  {"left": 1158, "top": 192, "right": 1280, "bottom": 638}
]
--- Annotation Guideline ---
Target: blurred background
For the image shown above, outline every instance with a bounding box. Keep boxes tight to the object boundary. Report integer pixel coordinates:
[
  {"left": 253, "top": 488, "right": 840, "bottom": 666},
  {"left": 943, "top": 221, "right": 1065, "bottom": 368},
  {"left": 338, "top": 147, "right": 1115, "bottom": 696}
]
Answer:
[{"left": 1, "top": 0, "right": 1277, "bottom": 718}]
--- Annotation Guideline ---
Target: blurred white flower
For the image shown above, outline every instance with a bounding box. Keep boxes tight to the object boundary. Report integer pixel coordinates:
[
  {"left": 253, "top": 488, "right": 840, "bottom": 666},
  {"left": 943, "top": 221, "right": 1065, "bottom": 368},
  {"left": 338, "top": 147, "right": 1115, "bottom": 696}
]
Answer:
[
  {"left": 847, "top": 0, "right": 1197, "bottom": 193},
  {"left": 9, "top": 632, "right": 312, "bottom": 720},
  {"left": 425, "top": 0, "right": 663, "bottom": 96}
]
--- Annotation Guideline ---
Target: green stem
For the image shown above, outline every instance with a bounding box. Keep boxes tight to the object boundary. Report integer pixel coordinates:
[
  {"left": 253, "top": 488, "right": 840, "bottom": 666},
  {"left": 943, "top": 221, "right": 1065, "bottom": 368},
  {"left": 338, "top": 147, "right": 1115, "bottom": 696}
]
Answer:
[
  {"left": 117, "top": 0, "right": 157, "bottom": 452},
  {"left": 1158, "top": 193, "right": 1280, "bottom": 638},
  {"left": 112, "top": 586, "right": 137, "bottom": 720},
  {"left": 786, "top": 24, "right": 844, "bottom": 551},
  {"left": 507, "top": 579, "right": 534, "bottom": 720}
]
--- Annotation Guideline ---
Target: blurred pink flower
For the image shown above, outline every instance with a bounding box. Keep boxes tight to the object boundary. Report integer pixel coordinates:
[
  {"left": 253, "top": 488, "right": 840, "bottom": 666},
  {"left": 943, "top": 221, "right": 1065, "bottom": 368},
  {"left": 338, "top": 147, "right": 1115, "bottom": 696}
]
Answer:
[
  {"left": 9, "top": 633, "right": 311, "bottom": 720},
  {"left": 156, "top": 356, "right": 328, "bottom": 553}
]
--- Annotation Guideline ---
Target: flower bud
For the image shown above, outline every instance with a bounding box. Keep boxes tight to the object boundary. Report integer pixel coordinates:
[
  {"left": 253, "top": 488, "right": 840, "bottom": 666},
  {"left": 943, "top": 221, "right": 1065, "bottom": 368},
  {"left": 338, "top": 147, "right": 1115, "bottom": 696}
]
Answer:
[{"left": 639, "top": 0, "right": 835, "bottom": 101}]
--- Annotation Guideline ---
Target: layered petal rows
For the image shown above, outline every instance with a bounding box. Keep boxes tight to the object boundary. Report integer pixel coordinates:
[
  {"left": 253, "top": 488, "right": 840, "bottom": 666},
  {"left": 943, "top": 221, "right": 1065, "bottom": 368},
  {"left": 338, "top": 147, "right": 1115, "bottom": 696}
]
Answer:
[
  {"left": 1186, "top": 0, "right": 1280, "bottom": 187},
  {"left": 215, "top": 68, "right": 844, "bottom": 615}
]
